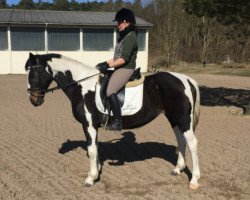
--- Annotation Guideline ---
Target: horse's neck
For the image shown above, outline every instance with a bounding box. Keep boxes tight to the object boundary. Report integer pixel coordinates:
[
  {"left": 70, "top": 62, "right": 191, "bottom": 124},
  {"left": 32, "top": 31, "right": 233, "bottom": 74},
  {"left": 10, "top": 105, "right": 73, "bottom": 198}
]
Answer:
[
  {"left": 49, "top": 56, "right": 97, "bottom": 78},
  {"left": 48, "top": 56, "right": 98, "bottom": 96}
]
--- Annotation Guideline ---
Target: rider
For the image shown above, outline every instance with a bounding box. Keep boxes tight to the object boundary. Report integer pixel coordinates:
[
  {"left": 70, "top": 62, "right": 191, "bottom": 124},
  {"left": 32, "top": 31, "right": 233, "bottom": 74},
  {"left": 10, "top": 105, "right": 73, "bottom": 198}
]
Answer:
[{"left": 96, "top": 8, "right": 138, "bottom": 131}]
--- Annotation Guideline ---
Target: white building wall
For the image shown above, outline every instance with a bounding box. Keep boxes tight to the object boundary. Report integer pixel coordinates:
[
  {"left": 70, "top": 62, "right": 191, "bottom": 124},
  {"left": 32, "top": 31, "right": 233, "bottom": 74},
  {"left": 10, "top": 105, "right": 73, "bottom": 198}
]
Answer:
[
  {"left": 0, "top": 51, "right": 148, "bottom": 74},
  {"left": 0, "top": 27, "right": 149, "bottom": 74},
  {"left": 0, "top": 51, "right": 10, "bottom": 74}
]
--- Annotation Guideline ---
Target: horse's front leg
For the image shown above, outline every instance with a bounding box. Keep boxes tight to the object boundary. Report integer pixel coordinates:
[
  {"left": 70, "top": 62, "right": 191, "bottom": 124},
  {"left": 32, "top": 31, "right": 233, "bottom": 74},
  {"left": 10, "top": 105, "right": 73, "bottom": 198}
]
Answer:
[{"left": 82, "top": 124, "right": 101, "bottom": 187}]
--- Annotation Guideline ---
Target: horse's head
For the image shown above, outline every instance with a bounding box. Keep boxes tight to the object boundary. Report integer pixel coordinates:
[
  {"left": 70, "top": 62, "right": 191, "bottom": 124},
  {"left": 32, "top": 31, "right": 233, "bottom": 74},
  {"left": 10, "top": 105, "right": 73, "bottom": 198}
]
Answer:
[{"left": 25, "top": 53, "right": 54, "bottom": 107}]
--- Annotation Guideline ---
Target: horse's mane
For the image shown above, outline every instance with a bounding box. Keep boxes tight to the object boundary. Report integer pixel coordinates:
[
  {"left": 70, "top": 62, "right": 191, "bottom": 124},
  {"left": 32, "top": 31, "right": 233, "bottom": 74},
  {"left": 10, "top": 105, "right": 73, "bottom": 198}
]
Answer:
[
  {"left": 60, "top": 55, "right": 93, "bottom": 70},
  {"left": 25, "top": 53, "right": 61, "bottom": 71},
  {"left": 25, "top": 53, "right": 93, "bottom": 71},
  {"left": 39, "top": 53, "right": 62, "bottom": 62}
]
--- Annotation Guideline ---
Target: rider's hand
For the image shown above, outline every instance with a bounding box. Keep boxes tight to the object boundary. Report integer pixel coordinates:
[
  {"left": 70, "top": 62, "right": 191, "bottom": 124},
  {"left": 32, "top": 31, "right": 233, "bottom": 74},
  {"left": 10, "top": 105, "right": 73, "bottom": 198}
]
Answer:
[{"left": 95, "top": 61, "right": 109, "bottom": 74}]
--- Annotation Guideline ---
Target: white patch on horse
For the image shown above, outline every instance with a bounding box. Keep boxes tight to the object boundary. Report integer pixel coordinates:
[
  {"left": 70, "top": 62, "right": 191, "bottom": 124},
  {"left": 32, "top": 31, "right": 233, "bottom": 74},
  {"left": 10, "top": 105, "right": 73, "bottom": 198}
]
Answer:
[
  {"left": 183, "top": 129, "right": 200, "bottom": 188},
  {"left": 27, "top": 70, "right": 31, "bottom": 97},
  {"left": 169, "top": 72, "right": 200, "bottom": 188},
  {"left": 83, "top": 104, "right": 100, "bottom": 186},
  {"left": 169, "top": 72, "right": 194, "bottom": 125},
  {"left": 47, "top": 56, "right": 98, "bottom": 95},
  {"left": 173, "top": 126, "right": 186, "bottom": 174}
]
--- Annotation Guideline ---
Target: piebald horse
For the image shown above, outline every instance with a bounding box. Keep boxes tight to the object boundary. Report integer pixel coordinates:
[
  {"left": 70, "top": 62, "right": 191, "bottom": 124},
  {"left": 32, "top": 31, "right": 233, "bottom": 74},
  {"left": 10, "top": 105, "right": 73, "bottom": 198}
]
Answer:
[{"left": 25, "top": 53, "right": 201, "bottom": 189}]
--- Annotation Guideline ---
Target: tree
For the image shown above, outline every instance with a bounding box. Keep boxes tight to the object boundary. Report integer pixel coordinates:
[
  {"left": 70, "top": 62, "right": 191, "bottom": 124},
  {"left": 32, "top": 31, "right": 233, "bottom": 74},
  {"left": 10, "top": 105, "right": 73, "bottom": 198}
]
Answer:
[
  {"left": 145, "top": 0, "right": 200, "bottom": 65},
  {"left": 183, "top": 0, "right": 250, "bottom": 62},
  {"left": 103, "top": 0, "right": 115, "bottom": 12},
  {"left": 69, "top": 0, "right": 79, "bottom": 11},
  {"left": 52, "top": 0, "right": 70, "bottom": 11},
  {"left": 114, "top": 0, "right": 123, "bottom": 10},
  {"left": 133, "top": 0, "right": 143, "bottom": 16},
  {"left": 17, "top": 0, "right": 35, "bottom": 10},
  {"left": 183, "top": 0, "right": 250, "bottom": 25},
  {"left": 0, "top": 0, "right": 7, "bottom": 9},
  {"left": 37, "top": 0, "right": 53, "bottom": 10}
]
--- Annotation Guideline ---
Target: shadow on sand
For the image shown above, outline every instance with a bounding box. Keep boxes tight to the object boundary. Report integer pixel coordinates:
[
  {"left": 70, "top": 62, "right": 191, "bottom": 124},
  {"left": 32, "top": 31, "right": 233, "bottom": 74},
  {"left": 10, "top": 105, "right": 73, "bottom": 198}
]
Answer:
[
  {"left": 59, "top": 131, "right": 192, "bottom": 181},
  {"left": 200, "top": 86, "right": 250, "bottom": 113}
]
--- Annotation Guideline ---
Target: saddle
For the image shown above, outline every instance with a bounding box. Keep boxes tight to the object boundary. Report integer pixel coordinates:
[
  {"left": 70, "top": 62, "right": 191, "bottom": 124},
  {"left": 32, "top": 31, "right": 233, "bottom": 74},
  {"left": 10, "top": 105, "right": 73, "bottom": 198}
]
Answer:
[{"left": 95, "top": 68, "right": 144, "bottom": 116}]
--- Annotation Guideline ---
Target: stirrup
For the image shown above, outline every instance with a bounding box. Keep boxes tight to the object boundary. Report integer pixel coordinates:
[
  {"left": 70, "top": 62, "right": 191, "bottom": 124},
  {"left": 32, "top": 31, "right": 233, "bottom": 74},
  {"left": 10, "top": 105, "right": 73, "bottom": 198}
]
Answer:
[{"left": 107, "top": 119, "right": 122, "bottom": 131}]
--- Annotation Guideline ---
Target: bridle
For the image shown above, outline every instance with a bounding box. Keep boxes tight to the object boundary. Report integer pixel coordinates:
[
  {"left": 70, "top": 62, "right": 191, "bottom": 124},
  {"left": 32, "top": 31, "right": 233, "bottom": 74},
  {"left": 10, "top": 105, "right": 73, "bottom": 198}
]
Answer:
[
  {"left": 27, "top": 66, "right": 46, "bottom": 98},
  {"left": 27, "top": 65, "right": 99, "bottom": 97}
]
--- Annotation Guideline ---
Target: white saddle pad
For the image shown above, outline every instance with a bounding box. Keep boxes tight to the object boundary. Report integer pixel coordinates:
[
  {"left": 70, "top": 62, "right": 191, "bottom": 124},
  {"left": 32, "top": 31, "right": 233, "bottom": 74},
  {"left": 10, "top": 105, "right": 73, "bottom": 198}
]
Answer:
[{"left": 95, "top": 83, "right": 143, "bottom": 116}]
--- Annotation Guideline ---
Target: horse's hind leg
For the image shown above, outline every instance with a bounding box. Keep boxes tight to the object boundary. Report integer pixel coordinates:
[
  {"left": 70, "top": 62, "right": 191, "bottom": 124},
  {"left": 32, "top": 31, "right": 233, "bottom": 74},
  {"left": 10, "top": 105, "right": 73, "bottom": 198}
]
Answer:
[
  {"left": 171, "top": 126, "right": 187, "bottom": 175},
  {"left": 167, "top": 116, "right": 200, "bottom": 189},
  {"left": 183, "top": 128, "right": 200, "bottom": 189}
]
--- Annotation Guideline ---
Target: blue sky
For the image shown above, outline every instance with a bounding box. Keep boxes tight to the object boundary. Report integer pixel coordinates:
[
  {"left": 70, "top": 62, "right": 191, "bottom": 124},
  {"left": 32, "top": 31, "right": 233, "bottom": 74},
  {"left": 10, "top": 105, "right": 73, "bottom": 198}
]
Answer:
[
  {"left": 7, "top": 0, "right": 135, "bottom": 6},
  {"left": 7, "top": 0, "right": 48, "bottom": 5}
]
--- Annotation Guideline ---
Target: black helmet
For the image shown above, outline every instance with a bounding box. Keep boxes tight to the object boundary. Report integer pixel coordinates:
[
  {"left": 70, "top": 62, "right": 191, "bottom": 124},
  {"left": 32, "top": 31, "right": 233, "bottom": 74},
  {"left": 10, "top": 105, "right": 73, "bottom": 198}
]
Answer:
[{"left": 113, "top": 8, "right": 136, "bottom": 25}]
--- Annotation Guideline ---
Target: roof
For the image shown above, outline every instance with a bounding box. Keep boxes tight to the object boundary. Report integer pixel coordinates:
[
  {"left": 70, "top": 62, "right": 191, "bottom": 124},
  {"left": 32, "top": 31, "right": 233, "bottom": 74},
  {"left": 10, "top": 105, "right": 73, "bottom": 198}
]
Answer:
[{"left": 0, "top": 9, "right": 152, "bottom": 27}]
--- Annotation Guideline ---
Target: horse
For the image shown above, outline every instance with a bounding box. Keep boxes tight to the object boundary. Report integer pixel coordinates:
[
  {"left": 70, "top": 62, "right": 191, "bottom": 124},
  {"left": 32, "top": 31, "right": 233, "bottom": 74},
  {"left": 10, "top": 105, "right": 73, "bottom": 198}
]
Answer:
[{"left": 25, "top": 53, "right": 201, "bottom": 190}]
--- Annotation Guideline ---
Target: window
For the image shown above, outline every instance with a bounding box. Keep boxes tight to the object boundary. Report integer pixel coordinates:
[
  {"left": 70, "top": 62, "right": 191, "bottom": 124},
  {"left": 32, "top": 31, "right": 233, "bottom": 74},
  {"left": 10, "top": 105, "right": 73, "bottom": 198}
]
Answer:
[
  {"left": 11, "top": 27, "right": 45, "bottom": 51},
  {"left": 83, "top": 29, "right": 113, "bottom": 51},
  {"left": 0, "top": 27, "right": 8, "bottom": 50},
  {"left": 138, "top": 29, "right": 146, "bottom": 51},
  {"left": 48, "top": 28, "right": 80, "bottom": 51},
  {"left": 116, "top": 29, "right": 146, "bottom": 51}
]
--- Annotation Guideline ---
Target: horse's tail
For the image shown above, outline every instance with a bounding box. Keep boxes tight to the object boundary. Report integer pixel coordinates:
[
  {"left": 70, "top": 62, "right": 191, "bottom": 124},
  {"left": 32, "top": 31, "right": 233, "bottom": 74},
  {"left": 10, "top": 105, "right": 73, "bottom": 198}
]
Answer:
[{"left": 190, "top": 78, "right": 200, "bottom": 131}]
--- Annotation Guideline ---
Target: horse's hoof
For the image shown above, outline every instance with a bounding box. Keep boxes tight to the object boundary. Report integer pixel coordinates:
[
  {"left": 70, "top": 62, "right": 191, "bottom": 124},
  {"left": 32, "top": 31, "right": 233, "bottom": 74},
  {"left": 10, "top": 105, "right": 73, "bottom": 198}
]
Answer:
[
  {"left": 171, "top": 171, "right": 178, "bottom": 176},
  {"left": 84, "top": 177, "right": 94, "bottom": 187},
  {"left": 84, "top": 183, "right": 92, "bottom": 187},
  {"left": 189, "top": 183, "right": 199, "bottom": 190}
]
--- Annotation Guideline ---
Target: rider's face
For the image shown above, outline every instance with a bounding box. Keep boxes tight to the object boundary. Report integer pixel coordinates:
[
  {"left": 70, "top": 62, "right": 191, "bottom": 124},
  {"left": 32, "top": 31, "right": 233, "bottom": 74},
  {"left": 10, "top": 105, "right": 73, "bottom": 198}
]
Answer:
[{"left": 117, "top": 20, "right": 130, "bottom": 31}]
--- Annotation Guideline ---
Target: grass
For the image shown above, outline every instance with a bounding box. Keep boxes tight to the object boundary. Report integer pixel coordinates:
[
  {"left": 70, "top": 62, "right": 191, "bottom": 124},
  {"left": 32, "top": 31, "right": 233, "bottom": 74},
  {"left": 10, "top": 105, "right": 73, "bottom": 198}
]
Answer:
[{"left": 150, "top": 63, "right": 250, "bottom": 77}]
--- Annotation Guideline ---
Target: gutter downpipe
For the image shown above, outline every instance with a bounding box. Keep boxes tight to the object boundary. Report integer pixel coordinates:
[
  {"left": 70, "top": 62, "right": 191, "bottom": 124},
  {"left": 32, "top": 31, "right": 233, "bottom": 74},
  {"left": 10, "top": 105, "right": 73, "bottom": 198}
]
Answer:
[
  {"left": 7, "top": 26, "right": 12, "bottom": 74},
  {"left": 45, "top": 23, "right": 48, "bottom": 53}
]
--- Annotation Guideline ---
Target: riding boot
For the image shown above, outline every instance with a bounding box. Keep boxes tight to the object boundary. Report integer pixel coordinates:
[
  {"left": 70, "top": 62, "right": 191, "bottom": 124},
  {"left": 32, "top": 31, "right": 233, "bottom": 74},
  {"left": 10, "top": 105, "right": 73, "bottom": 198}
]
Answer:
[{"left": 107, "top": 94, "right": 122, "bottom": 131}]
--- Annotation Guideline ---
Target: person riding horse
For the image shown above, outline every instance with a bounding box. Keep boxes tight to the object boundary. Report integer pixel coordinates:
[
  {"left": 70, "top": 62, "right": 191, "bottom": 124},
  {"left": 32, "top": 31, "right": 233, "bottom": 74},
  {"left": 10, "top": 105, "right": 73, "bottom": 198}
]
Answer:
[{"left": 96, "top": 8, "right": 138, "bottom": 131}]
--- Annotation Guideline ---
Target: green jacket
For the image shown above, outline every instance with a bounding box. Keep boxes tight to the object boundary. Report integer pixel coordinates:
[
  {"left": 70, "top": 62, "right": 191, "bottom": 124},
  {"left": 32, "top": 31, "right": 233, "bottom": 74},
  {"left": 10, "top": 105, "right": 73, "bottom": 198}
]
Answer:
[{"left": 114, "top": 31, "right": 138, "bottom": 69}]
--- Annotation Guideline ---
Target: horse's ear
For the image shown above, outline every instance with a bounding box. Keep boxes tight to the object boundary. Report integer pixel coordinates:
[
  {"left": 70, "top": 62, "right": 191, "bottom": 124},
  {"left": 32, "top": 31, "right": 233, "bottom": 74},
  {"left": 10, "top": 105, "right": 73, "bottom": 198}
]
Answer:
[
  {"left": 29, "top": 52, "right": 36, "bottom": 64},
  {"left": 29, "top": 52, "right": 35, "bottom": 59}
]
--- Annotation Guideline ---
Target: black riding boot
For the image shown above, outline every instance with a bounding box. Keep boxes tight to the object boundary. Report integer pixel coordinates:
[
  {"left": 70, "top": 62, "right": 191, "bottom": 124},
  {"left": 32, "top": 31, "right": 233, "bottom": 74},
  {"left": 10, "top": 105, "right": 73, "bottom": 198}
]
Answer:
[{"left": 107, "top": 94, "right": 122, "bottom": 131}]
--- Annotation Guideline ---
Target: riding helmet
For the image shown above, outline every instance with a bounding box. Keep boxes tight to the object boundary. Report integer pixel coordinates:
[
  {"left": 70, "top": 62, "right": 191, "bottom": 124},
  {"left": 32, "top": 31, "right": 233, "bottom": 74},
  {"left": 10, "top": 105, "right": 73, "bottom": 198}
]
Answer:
[{"left": 113, "top": 8, "right": 136, "bottom": 25}]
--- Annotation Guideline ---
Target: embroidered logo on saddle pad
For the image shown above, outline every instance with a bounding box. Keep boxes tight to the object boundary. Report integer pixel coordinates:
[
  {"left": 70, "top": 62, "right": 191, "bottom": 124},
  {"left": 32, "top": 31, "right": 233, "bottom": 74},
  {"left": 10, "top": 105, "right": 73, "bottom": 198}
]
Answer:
[{"left": 95, "top": 75, "right": 144, "bottom": 116}]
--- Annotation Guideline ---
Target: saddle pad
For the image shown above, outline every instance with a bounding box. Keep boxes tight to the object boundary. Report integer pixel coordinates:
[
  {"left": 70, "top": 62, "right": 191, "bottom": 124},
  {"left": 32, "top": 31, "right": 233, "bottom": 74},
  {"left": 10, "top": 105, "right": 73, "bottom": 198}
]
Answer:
[{"left": 95, "top": 83, "right": 143, "bottom": 116}]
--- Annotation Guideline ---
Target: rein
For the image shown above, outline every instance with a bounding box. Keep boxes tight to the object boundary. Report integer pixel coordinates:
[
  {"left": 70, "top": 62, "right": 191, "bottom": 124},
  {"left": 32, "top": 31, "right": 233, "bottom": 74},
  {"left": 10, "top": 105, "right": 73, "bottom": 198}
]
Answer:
[
  {"left": 27, "top": 65, "right": 99, "bottom": 95},
  {"left": 43, "top": 73, "right": 99, "bottom": 94}
]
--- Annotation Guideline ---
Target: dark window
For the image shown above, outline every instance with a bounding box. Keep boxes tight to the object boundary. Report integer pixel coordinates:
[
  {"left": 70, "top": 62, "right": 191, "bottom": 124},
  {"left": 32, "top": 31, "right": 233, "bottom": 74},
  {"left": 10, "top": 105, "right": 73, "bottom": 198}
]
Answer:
[
  {"left": 11, "top": 27, "right": 45, "bottom": 51},
  {"left": 48, "top": 28, "right": 80, "bottom": 51},
  {"left": 116, "top": 29, "right": 146, "bottom": 51},
  {"left": 138, "top": 29, "right": 146, "bottom": 51},
  {"left": 0, "top": 27, "right": 8, "bottom": 50},
  {"left": 83, "top": 29, "right": 113, "bottom": 51}
]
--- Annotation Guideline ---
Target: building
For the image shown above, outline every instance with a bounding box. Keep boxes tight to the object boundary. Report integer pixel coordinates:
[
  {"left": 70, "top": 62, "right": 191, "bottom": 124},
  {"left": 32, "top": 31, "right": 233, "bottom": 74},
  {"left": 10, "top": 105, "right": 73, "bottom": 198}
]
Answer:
[{"left": 0, "top": 9, "right": 152, "bottom": 74}]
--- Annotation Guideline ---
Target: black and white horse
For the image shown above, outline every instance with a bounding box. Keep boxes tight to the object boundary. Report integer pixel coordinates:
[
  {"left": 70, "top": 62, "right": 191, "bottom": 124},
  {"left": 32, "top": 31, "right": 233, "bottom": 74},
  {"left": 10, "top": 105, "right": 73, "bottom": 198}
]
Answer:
[{"left": 25, "top": 53, "right": 201, "bottom": 190}]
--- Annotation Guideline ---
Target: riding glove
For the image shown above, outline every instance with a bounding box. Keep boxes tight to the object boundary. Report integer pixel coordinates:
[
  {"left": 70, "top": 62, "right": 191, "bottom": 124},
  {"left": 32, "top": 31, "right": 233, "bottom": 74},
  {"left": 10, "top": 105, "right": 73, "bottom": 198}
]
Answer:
[{"left": 96, "top": 61, "right": 109, "bottom": 74}]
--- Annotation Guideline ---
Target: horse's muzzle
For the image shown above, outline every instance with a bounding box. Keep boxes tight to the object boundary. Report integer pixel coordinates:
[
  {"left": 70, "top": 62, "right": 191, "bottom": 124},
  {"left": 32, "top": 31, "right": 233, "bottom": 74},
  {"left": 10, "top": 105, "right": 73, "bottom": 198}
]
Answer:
[{"left": 29, "top": 91, "right": 44, "bottom": 107}]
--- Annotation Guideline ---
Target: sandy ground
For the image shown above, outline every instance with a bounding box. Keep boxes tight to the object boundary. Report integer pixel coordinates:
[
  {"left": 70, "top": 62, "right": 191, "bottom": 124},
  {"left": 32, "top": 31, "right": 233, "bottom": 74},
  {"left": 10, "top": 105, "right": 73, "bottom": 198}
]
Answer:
[{"left": 0, "top": 74, "right": 249, "bottom": 200}]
